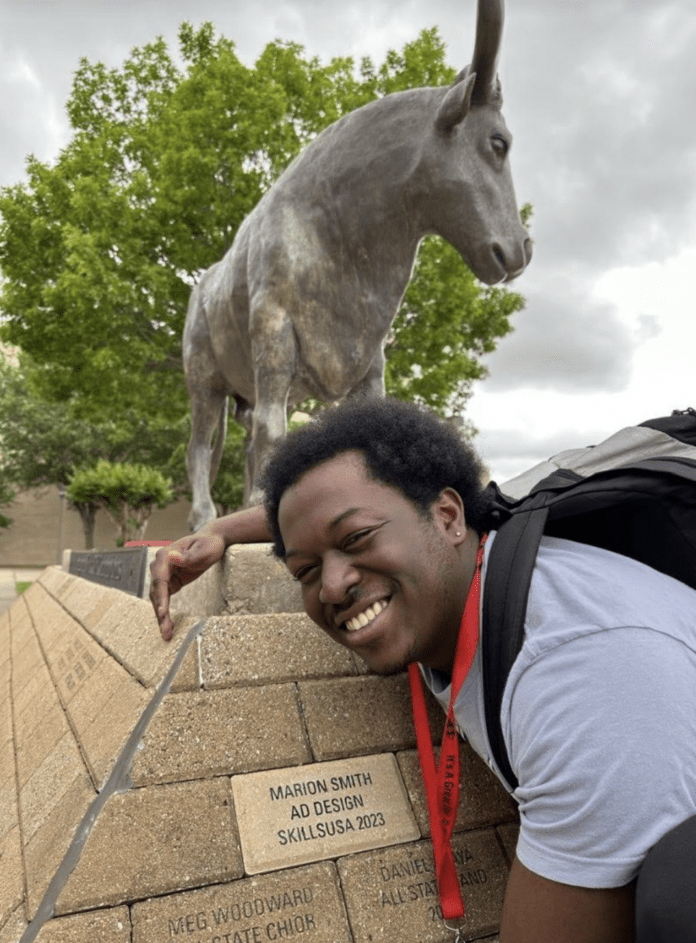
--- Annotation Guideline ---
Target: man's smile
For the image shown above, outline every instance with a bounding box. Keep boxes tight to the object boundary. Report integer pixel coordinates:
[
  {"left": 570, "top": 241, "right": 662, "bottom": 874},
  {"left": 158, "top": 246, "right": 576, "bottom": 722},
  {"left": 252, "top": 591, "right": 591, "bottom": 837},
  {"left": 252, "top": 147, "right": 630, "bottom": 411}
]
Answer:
[{"left": 339, "top": 596, "right": 391, "bottom": 632}]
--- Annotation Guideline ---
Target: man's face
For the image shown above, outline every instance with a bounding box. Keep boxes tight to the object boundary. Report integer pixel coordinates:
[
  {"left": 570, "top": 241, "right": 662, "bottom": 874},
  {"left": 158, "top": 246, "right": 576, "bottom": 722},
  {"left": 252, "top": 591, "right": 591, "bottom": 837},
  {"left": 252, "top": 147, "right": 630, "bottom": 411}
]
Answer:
[{"left": 277, "top": 451, "right": 470, "bottom": 675}]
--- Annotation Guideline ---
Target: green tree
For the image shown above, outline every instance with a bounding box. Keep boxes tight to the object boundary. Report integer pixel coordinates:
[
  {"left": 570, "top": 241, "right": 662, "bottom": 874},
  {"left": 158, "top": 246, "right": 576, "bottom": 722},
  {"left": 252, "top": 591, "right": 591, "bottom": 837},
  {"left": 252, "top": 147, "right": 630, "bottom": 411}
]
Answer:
[
  {"left": 0, "top": 474, "right": 13, "bottom": 529},
  {"left": 0, "top": 354, "right": 189, "bottom": 545},
  {"left": 66, "top": 460, "right": 173, "bottom": 546},
  {"left": 385, "top": 236, "right": 525, "bottom": 417}
]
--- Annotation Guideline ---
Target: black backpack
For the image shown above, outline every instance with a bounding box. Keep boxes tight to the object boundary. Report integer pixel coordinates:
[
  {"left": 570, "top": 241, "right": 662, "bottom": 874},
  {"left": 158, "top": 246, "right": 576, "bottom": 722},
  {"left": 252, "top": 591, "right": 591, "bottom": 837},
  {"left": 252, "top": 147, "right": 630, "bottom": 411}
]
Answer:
[{"left": 481, "top": 408, "right": 696, "bottom": 792}]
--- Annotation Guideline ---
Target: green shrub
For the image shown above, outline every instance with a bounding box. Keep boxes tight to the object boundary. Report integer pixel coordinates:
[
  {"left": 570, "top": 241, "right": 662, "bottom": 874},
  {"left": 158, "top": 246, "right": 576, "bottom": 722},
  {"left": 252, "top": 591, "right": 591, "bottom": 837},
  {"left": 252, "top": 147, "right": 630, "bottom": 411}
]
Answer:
[{"left": 67, "top": 460, "right": 173, "bottom": 546}]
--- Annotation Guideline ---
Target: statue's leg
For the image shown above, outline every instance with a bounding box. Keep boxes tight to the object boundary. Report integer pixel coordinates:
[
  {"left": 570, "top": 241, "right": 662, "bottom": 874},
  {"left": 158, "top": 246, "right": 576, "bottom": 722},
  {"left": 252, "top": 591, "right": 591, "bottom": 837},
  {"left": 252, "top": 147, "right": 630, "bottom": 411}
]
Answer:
[
  {"left": 186, "top": 380, "right": 228, "bottom": 531},
  {"left": 247, "top": 306, "right": 298, "bottom": 505},
  {"left": 348, "top": 343, "right": 386, "bottom": 399}
]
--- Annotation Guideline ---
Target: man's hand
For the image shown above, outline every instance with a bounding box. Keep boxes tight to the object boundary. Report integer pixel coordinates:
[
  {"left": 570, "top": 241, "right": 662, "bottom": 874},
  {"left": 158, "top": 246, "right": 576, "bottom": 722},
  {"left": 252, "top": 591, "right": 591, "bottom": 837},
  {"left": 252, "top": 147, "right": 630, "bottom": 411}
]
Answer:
[
  {"left": 149, "top": 504, "right": 272, "bottom": 641},
  {"left": 150, "top": 529, "right": 226, "bottom": 641}
]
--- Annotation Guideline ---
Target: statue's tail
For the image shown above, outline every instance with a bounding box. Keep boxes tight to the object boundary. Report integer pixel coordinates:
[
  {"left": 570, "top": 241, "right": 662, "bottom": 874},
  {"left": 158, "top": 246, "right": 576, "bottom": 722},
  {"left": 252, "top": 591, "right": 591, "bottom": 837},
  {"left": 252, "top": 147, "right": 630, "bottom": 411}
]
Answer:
[{"left": 209, "top": 396, "right": 229, "bottom": 484}]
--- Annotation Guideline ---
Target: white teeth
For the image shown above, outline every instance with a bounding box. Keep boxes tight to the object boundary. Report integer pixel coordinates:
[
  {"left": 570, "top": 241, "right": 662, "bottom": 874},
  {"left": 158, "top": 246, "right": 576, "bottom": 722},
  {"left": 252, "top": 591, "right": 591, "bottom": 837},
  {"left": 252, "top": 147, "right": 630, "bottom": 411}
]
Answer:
[{"left": 344, "top": 599, "right": 387, "bottom": 632}]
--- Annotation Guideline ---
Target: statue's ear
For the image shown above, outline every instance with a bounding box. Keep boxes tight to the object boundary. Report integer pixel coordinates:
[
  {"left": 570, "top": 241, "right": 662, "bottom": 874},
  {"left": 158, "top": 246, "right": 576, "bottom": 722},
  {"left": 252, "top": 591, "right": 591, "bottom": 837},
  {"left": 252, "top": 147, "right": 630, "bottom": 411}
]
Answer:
[{"left": 435, "top": 72, "right": 476, "bottom": 134}]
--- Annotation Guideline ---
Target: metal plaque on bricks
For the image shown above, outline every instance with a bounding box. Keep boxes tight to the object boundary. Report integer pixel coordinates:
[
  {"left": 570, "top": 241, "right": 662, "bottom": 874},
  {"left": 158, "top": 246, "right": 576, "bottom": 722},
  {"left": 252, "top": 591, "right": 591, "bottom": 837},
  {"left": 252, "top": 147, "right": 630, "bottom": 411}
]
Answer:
[
  {"left": 231, "top": 754, "right": 420, "bottom": 874},
  {"left": 68, "top": 547, "right": 148, "bottom": 596}
]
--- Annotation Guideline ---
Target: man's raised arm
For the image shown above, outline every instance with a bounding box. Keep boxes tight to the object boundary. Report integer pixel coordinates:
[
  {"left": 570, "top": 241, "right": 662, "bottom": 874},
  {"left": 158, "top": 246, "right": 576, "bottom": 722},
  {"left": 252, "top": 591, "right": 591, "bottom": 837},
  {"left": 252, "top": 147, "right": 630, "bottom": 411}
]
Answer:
[{"left": 150, "top": 504, "right": 270, "bottom": 640}]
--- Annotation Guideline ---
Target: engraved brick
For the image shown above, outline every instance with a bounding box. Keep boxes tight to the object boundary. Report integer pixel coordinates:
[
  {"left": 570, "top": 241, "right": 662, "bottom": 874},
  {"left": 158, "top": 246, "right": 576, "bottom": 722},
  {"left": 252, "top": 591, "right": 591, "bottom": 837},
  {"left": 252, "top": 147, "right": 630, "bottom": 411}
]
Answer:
[
  {"left": 298, "top": 675, "right": 416, "bottom": 760},
  {"left": 222, "top": 544, "right": 303, "bottom": 614},
  {"left": 397, "top": 747, "right": 517, "bottom": 836},
  {"left": 131, "top": 861, "right": 351, "bottom": 943},
  {"left": 232, "top": 754, "right": 420, "bottom": 874},
  {"left": 200, "top": 613, "right": 357, "bottom": 688},
  {"left": 338, "top": 830, "right": 509, "bottom": 943},
  {"left": 130, "top": 685, "right": 311, "bottom": 786},
  {"left": 34, "top": 905, "right": 131, "bottom": 942},
  {"left": 56, "top": 779, "right": 243, "bottom": 913}
]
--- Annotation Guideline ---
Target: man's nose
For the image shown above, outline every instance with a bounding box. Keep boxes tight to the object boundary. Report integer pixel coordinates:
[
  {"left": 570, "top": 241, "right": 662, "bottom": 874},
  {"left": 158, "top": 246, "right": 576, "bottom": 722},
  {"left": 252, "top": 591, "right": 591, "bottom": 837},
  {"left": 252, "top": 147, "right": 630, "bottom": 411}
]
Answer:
[{"left": 318, "top": 552, "right": 360, "bottom": 605}]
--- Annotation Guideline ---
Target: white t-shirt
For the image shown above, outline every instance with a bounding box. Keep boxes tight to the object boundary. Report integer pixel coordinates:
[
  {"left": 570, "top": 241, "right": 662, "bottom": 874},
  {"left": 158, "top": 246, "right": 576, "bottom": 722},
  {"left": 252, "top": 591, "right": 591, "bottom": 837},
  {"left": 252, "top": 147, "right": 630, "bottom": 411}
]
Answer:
[{"left": 420, "top": 534, "right": 696, "bottom": 889}]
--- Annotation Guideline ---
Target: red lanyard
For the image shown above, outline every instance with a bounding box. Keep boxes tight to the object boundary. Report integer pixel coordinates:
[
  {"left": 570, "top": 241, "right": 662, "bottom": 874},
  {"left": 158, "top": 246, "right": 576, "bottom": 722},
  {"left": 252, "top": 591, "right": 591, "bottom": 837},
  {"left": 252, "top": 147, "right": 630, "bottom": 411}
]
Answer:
[{"left": 408, "top": 534, "right": 487, "bottom": 923}]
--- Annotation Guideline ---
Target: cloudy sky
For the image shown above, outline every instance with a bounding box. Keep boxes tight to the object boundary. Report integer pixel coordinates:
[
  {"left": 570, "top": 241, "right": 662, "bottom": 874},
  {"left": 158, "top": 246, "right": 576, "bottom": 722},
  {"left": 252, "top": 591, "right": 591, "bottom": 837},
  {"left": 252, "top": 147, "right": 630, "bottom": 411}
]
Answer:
[{"left": 1, "top": 0, "right": 695, "bottom": 482}]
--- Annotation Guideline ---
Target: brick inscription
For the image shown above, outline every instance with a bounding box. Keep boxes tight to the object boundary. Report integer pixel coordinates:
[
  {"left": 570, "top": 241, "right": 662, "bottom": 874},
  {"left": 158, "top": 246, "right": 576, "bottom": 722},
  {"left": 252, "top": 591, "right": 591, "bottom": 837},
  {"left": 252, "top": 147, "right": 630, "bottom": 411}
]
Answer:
[
  {"left": 231, "top": 755, "right": 419, "bottom": 873},
  {"left": 167, "top": 885, "right": 316, "bottom": 941},
  {"left": 56, "top": 636, "right": 97, "bottom": 694},
  {"left": 130, "top": 862, "right": 352, "bottom": 943},
  {"left": 338, "top": 831, "right": 509, "bottom": 943}
]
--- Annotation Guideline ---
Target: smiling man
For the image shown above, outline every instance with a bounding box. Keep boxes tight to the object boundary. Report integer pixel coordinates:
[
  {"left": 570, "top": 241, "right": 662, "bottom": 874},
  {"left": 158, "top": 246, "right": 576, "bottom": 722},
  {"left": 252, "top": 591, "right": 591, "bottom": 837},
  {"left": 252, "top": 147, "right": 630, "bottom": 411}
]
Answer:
[{"left": 150, "top": 397, "right": 696, "bottom": 943}]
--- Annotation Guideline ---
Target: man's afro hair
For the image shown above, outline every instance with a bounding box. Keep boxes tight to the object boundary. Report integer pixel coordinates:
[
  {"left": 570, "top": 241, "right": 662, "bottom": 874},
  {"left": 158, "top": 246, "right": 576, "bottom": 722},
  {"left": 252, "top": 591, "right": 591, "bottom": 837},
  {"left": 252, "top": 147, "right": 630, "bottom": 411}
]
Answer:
[{"left": 261, "top": 396, "right": 495, "bottom": 558}]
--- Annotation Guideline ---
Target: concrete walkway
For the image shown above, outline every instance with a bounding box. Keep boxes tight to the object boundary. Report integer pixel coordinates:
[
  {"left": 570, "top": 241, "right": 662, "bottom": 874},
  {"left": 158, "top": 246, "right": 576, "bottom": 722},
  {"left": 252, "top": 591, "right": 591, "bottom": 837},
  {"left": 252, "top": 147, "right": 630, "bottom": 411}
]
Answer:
[{"left": 0, "top": 568, "right": 44, "bottom": 615}]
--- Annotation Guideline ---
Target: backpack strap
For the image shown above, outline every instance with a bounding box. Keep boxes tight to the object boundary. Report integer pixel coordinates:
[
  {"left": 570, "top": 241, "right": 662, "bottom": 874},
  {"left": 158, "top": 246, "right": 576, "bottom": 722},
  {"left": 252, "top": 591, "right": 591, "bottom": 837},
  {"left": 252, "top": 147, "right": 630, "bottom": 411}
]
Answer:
[{"left": 481, "top": 497, "right": 550, "bottom": 792}]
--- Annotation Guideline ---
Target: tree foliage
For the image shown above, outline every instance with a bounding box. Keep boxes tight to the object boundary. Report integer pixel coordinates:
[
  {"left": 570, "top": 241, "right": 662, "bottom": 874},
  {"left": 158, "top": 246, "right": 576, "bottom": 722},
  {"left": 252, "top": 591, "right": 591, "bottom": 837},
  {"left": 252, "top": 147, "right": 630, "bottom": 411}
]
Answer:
[
  {"left": 66, "top": 460, "right": 173, "bottom": 546},
  {"left": 0, "top": 352, "right": 189, "bottom": 543}
]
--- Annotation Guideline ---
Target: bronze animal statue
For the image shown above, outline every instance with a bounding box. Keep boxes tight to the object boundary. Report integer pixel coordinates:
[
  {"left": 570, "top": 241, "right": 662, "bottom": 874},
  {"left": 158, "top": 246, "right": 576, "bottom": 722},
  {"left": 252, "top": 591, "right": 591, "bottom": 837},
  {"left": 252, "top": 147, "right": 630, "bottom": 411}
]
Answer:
[{"left": 184, "top": 0, "right": 531, "bottom": 529}]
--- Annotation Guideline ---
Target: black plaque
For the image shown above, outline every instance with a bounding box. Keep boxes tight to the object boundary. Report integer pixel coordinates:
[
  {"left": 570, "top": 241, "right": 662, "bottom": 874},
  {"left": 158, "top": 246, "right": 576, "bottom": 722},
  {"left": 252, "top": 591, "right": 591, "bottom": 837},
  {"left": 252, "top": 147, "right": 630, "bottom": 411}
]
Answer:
[{"left": 68, "top": 547, "right": 148, "bottom": 596}]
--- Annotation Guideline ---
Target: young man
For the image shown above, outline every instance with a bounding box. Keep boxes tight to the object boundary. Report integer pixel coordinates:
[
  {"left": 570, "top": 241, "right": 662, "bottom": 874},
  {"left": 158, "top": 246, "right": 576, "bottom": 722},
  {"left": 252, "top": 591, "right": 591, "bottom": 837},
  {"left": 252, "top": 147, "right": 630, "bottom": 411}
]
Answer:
[{"left": 150, "top": 398, "right": 696, "bottom": 943}]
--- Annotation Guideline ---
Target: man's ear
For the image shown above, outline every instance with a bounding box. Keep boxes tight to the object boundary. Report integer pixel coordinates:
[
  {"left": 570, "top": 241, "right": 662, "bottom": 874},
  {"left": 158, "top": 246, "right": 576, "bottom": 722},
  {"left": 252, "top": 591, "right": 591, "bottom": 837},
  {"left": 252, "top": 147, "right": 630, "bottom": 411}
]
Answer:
[{"left": 431, "top": 488, "right": 467, "bottom": 544}]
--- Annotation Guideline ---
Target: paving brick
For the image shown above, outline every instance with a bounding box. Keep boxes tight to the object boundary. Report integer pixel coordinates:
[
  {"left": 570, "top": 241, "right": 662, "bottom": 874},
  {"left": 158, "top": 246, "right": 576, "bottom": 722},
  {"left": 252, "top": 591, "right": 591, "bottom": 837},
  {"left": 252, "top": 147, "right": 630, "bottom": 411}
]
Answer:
[
  {"left": 13, "top": 674, "right": 64, "bottom": 747},
  {"left": 62, "top": 654, "right": 131, "bottom": 730},
  {"left": 222, "top": 544, "right": 303, "bottom": 614},
  {"left": 19, "top": 730, "right": 91, "bottom": 844},
  {"left": 12, "top": 662, "right": 61, "bottom": 726},
  {"left": 37, "top": 567, "right": 76, "bottom": 600},
  {"left": 0, "top": 827, "right": 24, "bottom": 934},
  {"left": 15, "top": 702, "right": 70, "bottom": 790},
  {"left": 23, "top": 775, "right": 96, "bottom": 919},
  {"left": 71, "top": 585, "right": 196, "bottom": 689},
  {"left": 298, "top": 675, "right": 417, "bottom": 760},
  {"left": 33, "top": 905, "right": 131, "bottom": 943},
  {"left": 130, "top": 685, "right": 311, "bottom": 786},
  {"left": 337, "top": 830, "right": 509, "bottom": 943},
  {"left": 0, "top": 907, "right": 27, "bottom": 943},
  {"left": 9, "top": 635, "right": 45, "bottom": 698},
  {"left": 58, "top": 581, "right": 119, "bottom": 629},
  {"left": 131, "top": 861, "right": 352, "bottom": 943},
  {"left": 56, "top": 778, "right": 243, "bottom": 914},
  {"left": 496, "top": 822, "right": 519, "bottom": 867},
  {"left": 0, "top": 777, "right": 18, "bottom": 844},
  {"left": 397, "top": 747, "right": 518, "bottom": 836},
  {"left": 78, "top": 678, "right": 150, "bottom": 789},
  {"left": 200, "top": 613, "right": 357, "bottom": 688},
  {"left": 169, "top": 634, "right": 200, "bottom": 692}
]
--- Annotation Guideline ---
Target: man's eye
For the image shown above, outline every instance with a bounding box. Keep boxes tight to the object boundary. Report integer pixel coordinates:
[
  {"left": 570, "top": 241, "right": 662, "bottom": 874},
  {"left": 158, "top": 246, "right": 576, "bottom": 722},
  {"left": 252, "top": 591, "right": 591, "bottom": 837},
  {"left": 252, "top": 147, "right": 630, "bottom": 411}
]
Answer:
[
  {"left": 293, "top": 564, "right": 317, "bottom": 583},
  {"left": 344, "top": 529, "right": 373, "bottom": 549}
]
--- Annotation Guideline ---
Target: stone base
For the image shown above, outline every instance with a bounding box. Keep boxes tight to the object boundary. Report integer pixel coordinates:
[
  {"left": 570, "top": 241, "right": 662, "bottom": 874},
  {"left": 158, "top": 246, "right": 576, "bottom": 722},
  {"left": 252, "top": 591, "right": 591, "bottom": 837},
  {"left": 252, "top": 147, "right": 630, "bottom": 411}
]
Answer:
[{"left": 3, "top": 545, "right": 518, "bottom": 943}]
